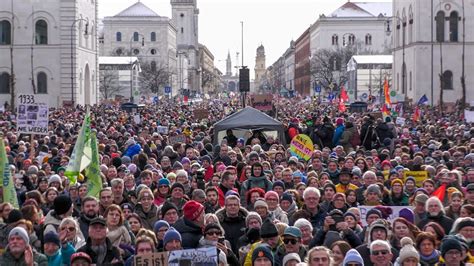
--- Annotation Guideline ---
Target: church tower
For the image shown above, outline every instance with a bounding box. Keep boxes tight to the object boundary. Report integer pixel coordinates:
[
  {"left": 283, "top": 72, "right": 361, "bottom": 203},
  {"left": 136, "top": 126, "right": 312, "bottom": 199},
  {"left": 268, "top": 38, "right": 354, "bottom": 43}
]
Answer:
[
  {"left": 226, "top": 51, "right": 232, "bottom": 76},
  {"left": 171, "top": 0, "right": 200, "bottom": 93},
  {"left": 255, "top": 44, "right": 266, "bottom": 85}
]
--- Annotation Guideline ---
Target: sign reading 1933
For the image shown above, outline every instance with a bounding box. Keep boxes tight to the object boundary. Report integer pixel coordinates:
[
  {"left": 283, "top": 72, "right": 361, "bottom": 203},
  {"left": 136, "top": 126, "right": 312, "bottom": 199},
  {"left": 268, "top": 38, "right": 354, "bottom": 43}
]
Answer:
[{"left": 16, "top": 94, "right": 49, "bottom": 135}]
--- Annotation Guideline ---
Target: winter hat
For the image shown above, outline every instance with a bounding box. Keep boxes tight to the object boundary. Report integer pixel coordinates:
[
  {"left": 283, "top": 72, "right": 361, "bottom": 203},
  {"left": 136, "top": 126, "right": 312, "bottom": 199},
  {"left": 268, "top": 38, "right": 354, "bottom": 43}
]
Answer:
[
  {"left": 391, "top": 178, "right": 404, "bottom": 187},
  {"left": 366, "top": 184, "right": 382, "bottom": 196},
  {"left": 160, "top": 201, "right": 178, "bottom": 218},
  {"left": 138, "top": 188, "right": 154, "bottom": 202},
  {"left": 200, "top": 155, "right": 211, "bottom": 163},
  {"left": 252, "top": 244, "right": 274, "bottom": 265},
  {"left": 260, "top": 219, "right": 279, "bottom": 238},
  {"left": 283, "top": 226, "right": 302, "bottom": 238},
  {"left": 70, "top": 252, "right": 92, "bottom": 264},
  {"left": 121, "top": 156, "right": 131, "bottom": 165},
  {"left": 342, "top": 249, "right": 364, "bottom": 265},
  {"left": 6, "top": 209, "right": 23, "bottom": 224},
  {"left": 280, "top": 192, "right": 293, "bottom": 204},
  {"left": 204, "top": 223, "right": 223, "bottom": 235},
  {"left": 366, "top": 208, "right": 382, "bottom": 219},
  {"left": 248, "top": 151, "right": 259, "bottom": 160},
  {"left": 48, "top": 174, "right": 61, "bottom": 185},
  {"left": 265, "top": 191, "right": 279, "bottom": 201},
  {"left": 399, "top": 208, "right": 415, "bottom": 224},
  {"left": 414, "top": 194, "right": 429, "bottom": 204},
  {"left": 170, "top": 182, "right": 185, "bottom": 193},
  {"left": 163, "top": 227, "right": 182, "bottom": 246},
  {"left": 441, "top": 236, "right": 463, "bottom": 257},
  {"left": 254, "top": 199, "right": 268, "bottom": 209},
  {"left": 273, "top": 180, "right": 285, "bottom": 190},
  {"left": 53, "top": 195, "right": 72, "bottom": 215},
  {"left": 158, "top": 178, "right": 171, "bottom": 187},
  {"left": 181, "top": 157, "right": 191, "bottom": 165},
  {"left": 455, "top": 218, "right": 474, "bottom": 232},
  {"left": 336, "top": 118, "right": 344, "bottom": 125},
  {"left": 44, "top": 231, "right": 60, "bottom": 247},
  {"left": 381, "top": 160, "right": 392, "bottom": 169},
  {"left": 182, "top": 200, "right": 204, "bottom": 221},
  {"left": 398, "top": 237, "right": 419, "bottom": 263},
  {"left": 344, "top": 211, "right": 357, "bottom": 221},
  {"left": 246, "top": 211, "right": 263, "bottom": 227},
  {"left": 225, "top": 190, "right": 240, "bottom": 198},
  {"left": 282, "top": 253, "right": 301, "bottom": 266},
  {"left": 153, "top": 220, "right": 170, "bottom": 233},
  {"left": 9, "top": 227, "right": 29, "bottom": 244},
  {"left": 173, "top": 161, "right": 183, "bottom": 170}
]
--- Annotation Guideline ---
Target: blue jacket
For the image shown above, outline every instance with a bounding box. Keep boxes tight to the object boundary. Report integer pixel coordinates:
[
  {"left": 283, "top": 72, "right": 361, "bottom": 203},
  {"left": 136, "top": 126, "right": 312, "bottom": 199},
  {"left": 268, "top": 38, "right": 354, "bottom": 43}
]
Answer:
[
  {"left": 47, "top": 243, "right": 76, "bottom": 266},
  {"left": 124, "top": 143, "right": 142, "bottom": 158},
  {"left": 332, "top": 125, "right": 345, "bottom": 146}
]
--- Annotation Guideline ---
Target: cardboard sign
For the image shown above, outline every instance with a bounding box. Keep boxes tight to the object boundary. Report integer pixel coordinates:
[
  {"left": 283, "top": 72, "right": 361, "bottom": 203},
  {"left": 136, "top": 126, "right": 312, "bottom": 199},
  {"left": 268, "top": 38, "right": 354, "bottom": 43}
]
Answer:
[
  {"left": 157, "top": 126, "right": 169, "bottom": 135},
  {"left": 194, "top": 109, "right": 209, "bottom": 120},
  {"left": 168, "top": 247, "right": 217, "bottom": 266},
  {"left": 252, "top": 94, "right": 273, "bottom": 111},
  {"left": 289, "top": 134, "right": 314, "bottom": 161},
  {"left": 16, "top": 94, "right": 49, "bottom": 135},
  {"left": 134, "top": 252, "right": 169, "bottom": 266},
  {"left": 404, "top": 171, "right": 428, "bottom": 187},
  {"left": 359, "top": 206, "right": 406, "bottom": 226},
  {"left": 395, "top": 117, "right": 406, "bottom": 126},
  {"left": 169, "top": 135, "right": 186, "bottom": 145}
]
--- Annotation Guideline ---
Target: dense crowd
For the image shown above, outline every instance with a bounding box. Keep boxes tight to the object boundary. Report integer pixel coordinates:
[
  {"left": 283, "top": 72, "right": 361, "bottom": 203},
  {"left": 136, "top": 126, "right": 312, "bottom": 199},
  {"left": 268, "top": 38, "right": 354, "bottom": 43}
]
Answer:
[{"left": 0, "top": 96, "right": 473, "bottom": 266}]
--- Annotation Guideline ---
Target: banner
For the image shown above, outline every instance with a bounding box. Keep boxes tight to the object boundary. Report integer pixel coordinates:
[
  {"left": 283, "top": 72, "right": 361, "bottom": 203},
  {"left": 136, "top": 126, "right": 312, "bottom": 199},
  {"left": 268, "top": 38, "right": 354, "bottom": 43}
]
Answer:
[
  {"left": 251, "top": 94, "right": 273, "bottom": 111},
  {"left": 395, "top": 117, "right": 406, "bottom": 126},
  {"left": 85, "top": 133, "right": 102, "bottom": 198},
  {"left": 194, "top": 109, "right": 209, "bottom": 120},
  {"left": 404, "top": 171, "right": 428, "bottom": 187},
  {"left": 16, "top": 94, "right": 49, "bottom": 135},
  {"left": 0, "top": 135, "right": 19, "bottom": 208},
  {"left": 157, "top": 126, "right": 169, "bottom": 135},
  {"left": 359, "top": 205, "right": 406, "bottom": 226},
  {"left": 465, "top": 110, "right": 474, "bottom": 123},
  {"left": 65, "top": 109, "right": 92, "bottom": 185},
  {"left": 169, "top": 135, "right": 186, "bottom": 145},
  {"left": 168, "top": 247, "right": 217, "bottom": 266},
  {"left": 134, "top": 251, "right": 169, "bottom": 266},
  {"left": 289, "top": 134, "right": 314, "bottom": 161}
]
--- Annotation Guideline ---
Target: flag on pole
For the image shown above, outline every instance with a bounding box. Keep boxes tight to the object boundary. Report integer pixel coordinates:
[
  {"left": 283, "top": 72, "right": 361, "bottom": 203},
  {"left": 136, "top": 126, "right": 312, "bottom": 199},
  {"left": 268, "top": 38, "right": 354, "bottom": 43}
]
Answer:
[
  {"left": 85, "top": 133, "right": 102, "bottom": 198},
  {"left": 340, "top": 86, "right": 349, "bottom": 102},
  {"left": 0, "top": 135, "right": 19, "bottom": 208},
  {"left": 338, "top": 97, "right": 346, "bottom": 112},
  {"left": 417, "top": 94, "right": 429, "bottom": 105},
  {"left": 413, "top": 106, "right": 421, "bottom": 122},
  {"left": 384, "top": 78, "right": 391, "bottom": 105},
  {"left": 65, "top": 108, "right": 92, "bottom": 185}
]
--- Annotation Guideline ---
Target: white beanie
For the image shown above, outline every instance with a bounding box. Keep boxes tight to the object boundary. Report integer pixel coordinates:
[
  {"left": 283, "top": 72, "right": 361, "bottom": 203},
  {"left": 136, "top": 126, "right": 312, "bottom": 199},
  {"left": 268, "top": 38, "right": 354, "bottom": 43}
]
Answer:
[
  {"left": 283, "top": 253, "right": 301, "bottom": 266},
  {"left": 48, "top": 174, "right": 61, "bottom": 185},
  {"left": 254, "top": 199, "right": 268, "bottom": 209},
  {"left": 398, "top": 237, "right": 419, "bottom": 263},
  {"left": 9, "top": 227, "right": 29, "bottom": 244}
]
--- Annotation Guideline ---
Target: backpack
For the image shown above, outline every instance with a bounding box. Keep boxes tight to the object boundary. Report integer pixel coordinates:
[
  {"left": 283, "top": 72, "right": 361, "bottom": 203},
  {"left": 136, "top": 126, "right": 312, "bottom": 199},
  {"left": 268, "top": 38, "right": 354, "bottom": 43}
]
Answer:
[{"left": 350, "top": 129, "right": 361, "bottom": 147}]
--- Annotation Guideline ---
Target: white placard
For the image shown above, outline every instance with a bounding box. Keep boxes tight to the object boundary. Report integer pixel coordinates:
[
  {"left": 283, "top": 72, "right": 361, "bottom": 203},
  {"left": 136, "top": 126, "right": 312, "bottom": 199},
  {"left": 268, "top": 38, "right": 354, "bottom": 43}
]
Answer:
[
  {"left": 396, "top": 117, "right": 406, "bottom": 126},
  {"left": 16, "top": 94, "right": 49, "bottom": 135},
  {"left": 157, "top": 126, "right": 169, "bottom": 135},
  {"left": 133, "top": 114, "right": 141, "bottom": 124},
  {"left": 359, "top": 205, "right": 406, "bottom": 226},
  {"left": 465, "top": 110, "right": 474, "bottom": 122}
]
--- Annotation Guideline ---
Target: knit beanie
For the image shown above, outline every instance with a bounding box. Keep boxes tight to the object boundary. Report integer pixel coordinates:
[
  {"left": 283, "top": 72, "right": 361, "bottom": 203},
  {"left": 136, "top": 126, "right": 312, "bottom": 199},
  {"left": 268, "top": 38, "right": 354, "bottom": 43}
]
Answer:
[
  {"left": 44, "top": 231, "right": 60, "bottom": 247},
  {"left": 343, "top": 249, "right": 364, "bottom": 265},
  {"left": 260, "top": 219, "right": 278, "bottom": 238},
  {"left": 381, "top": 160, "right": 392, "bottom": 169},
  {"left": 399, "top": 208, "right": 415, "bottom": 224},
  {"left": 6, "top": 209, "right": 23, "bottom": 224},
  {"left": 160, "top": 201, "right": 178, "bottom": 218},
  {"left": 336, "top": 118, "right": 344, "bottom": 125},
  {"left": 138, "top": 188, "right": 154, "bottom": 202},
  {"left": 282, "top": 253, "right": 301, "bottom": 266},
  {"left": 344, "top": 211, "right": 357, "bottom": 221},
  {"left": 391, "top": 178, "right": 404, "bottom": 187},
  {"left": 252, "top": 244, "right": 274, "bottom": 265},
  {"left": 246, "top": 211, "right": 263, "bottom": 227},
  {"left": 53, "top": 195, "right": 72, "bottom": 215},
  {"left": 280, "top": 192, "right": 293, "bottom": 204},
  {"left": 441, "top": 237, "right": 463, "bottom": 257},
  {"left": 398, "top": 237, "right": 419, "bottom": 263},
  {"left": 456, "top": 218, "right": 474, "bottom": 232},
  {"left": 158, "top": 178, "right": 171, "bottom": 187},
  {"left": 366, "top": 208, "right": 382, "bottom": 219},
  {"left": 163, "top": 227, "right": 182, "bottom": 246},
  {"left": 48, "top": 174, "right": 61, "bottom": 185},
  {"left": 9, "top": 227, "right": 29, "bottom": 244},
  {"left": 171, "top": 182, "right": 185, "bottom": 193},
  {"left": 265, "top": 191, "right": 279, "bottom": 202},
  {"left": 254, "top": 199, "right": 268, "bottom": 209},
  {"left": 182, "top": 200, "right": 204, "bottom": 221},
  {"left": 273, "top": 180, "right": 285, "bottom": 190},
  {"left": 153, "top": 220, "right": 170, "bottom": 233},
  {"left": 366, "top": 184, "right": 381, "bottom": 196},
  {"left": 204, "top": 223, "right": 223, "bottom": 235}
]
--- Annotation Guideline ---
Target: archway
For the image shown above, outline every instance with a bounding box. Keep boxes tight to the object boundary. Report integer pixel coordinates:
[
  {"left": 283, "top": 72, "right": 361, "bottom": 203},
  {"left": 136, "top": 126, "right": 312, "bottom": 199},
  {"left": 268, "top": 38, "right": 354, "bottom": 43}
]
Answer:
[{"left": 84, "top": 64, "right": 91, "bottom": 106}]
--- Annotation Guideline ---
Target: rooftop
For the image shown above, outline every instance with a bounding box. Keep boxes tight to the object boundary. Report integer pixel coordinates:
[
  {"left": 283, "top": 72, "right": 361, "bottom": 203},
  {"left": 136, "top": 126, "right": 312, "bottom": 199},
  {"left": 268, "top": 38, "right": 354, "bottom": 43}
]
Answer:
[
  {"left": 330, "top": 2, "right": 392, "bottom": 17},
  {"left": 114, "top": 2, "right": 160, "bottom": 17}
]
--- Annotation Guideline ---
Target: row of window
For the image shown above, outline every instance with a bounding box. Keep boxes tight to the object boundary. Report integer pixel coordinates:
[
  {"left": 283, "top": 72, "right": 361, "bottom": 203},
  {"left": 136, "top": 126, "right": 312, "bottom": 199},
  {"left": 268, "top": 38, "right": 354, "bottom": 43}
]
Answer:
[
  {"left": 397, "top": 69, "right": 454, "bottom": 93},
  {"left": 116, "top": 32, "right": 157, "bottom": 42},
  {"left": 436, "top": 11, "right": 459, "bottom": 42},
  {"left": 331, "top": 34, "right": 372, "bottom": 46},
  {"left": 0, "top": 72, "right": 47, "bottom": 94},
  {"left": 0, "top": 20, "right": 48, "bottom": 45},
  {"left": 115, "top": 48, "right": 158, "bottom": 56}
]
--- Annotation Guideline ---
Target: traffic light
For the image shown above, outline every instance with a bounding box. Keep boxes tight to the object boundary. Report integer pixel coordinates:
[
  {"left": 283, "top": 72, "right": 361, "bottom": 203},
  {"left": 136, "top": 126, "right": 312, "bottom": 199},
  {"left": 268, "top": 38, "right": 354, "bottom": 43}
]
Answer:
[{"left": 239, "top": 67, "right": 250, "bottom": 92}]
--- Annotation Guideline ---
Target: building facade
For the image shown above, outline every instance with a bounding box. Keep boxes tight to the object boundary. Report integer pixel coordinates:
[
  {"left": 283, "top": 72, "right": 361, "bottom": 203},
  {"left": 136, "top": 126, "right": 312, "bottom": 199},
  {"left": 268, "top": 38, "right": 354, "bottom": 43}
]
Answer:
[
  {"left": 100, "top": 2, "right": 178, "bottom": 98},
  {"left": 254, "top": 45, "right": 266, "bottom": 87},
  {"left": 0, "top": 0, "right": 98, "bottom": 107},
  {"left": 284, "top": 41, "right": 296, "bottom": 93},
  {"left": 294, "top": 28, "right": 311, "bottom": 96},
  {"left": 221, "top": 51, "right": 239, "bottom": 93},
  {"left": 393, "top": 0, "right": 474, "bottom": 105},
  {"left": 199, "top": 43, "right": 218, "bottom": 95}
]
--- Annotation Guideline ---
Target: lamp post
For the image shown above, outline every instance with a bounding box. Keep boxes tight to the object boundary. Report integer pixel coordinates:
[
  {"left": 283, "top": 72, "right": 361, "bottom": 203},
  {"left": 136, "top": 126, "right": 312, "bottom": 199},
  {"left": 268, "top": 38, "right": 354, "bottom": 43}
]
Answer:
[
  {"left": 129, "top": 34, "right": 145, "bottom": 102},
  {"left": 70, "top": 18, "right": 89, "bottom": 106},
  {"left": 386, "top": 16, "right": 406, "bottom": 102}
]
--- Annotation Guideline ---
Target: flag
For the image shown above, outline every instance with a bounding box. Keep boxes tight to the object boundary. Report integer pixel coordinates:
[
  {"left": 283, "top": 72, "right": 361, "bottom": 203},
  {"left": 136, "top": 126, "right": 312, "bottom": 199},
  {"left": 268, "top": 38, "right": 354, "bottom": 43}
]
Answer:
[
  {"left": 0, "top": 136, "right": 19, "bottom": 208},
  {"left": 417, "top": 94, "right": 429, "bottom": 105},
  {"left": 65, "top": 108, "right": 92, "bottom": 185},
  {"left": 432, "top": 184, "right": 447, "bottom": 202},
  {"left": 384, "top": 78, "right": 391, "bottom": 105},
  {"left": 338, "top": 97, "right": 346, "bottom": 112},
  {"left": 413, "top": 106, "right": 421, "bottom": 122},
  {"left": 85, "top": 133, "right": 102, "bottom": 198},
  {"left": 340, "top": 86, "right": 349, "bottom": 102}
]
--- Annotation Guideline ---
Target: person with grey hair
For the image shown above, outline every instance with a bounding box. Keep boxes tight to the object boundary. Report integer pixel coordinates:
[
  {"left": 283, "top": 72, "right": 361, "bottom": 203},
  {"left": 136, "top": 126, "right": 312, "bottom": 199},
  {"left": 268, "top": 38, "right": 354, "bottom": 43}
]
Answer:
[
  {"left": 356, "top": 170, "right": 378, "bottom": 204},
  {"left": 417, "top": 196, "right": 454, "bottom": 234},
  {"left": 294, "top": 218, "right": 314, "bottom": 246},
  {"left": 290, "top": 187, "right": 325, "bottom": 231},
  {"left": 369, "top": 240, "right": 393, "bottom": 266},
  {"left": 110, "top": 178, "right": 126, "bottom": 206},
  {"left": 0, "top": 227, "right": 47, "bottom": 265}
]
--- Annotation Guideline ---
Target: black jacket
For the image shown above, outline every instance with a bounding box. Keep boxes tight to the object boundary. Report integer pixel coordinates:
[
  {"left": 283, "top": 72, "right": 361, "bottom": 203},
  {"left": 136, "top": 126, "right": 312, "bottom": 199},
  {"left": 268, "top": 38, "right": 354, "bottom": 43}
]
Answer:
[
  {"left": 316, "top": 123, "right": 335, "bottom": 149},
  {"left": 78, "top": 214, "right": 96, "bottom": 240},
  {"left": 417, "top": 212, "right": 454, "bottom": 235},
  {"left": 172, "top": 217, "right": 203, "bottom": 249},
  {"left": 216, "top": 207, "right": 248, "bottom": 256},
  {"left": 77, "top": 237, "right": 122, "bottom": 265}
]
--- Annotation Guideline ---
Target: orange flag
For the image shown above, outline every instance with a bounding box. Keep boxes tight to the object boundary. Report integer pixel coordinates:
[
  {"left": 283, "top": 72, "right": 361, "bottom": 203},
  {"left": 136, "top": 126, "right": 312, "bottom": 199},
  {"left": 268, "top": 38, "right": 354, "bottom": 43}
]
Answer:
[
  {"left": 384, "top": 78, "right": 391, "bottom": 105},
  {"left": 432, "top": 184, "right": 447, "bottom": 202}
]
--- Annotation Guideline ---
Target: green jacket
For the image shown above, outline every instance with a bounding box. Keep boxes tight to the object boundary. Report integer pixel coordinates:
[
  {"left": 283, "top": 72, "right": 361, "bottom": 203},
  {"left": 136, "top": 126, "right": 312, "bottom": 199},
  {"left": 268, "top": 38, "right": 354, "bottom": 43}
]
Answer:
[{"left": 0, "top": 248, "right": 48, "bottom": 266}]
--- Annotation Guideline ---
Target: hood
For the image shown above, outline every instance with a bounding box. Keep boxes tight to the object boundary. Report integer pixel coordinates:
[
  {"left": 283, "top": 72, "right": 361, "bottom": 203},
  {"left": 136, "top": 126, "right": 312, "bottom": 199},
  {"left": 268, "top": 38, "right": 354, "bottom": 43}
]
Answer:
[
  {"left": 216, "top": 207, "right": 248, "bottom": 222},
  {"left": 173, "top": 217, "right": 201, "bottom": 234},
  {"left": 198, "top": 236, "right": 217, "bottom": 248},
  {"left": 134, "top": 203, "right": 158, "bottom": 218},
  {"left": 283, "top": 201, "right": 297, "bottom": 213},
  {"left": 44, "top": 210, "right": 62, "bottom": 226}
]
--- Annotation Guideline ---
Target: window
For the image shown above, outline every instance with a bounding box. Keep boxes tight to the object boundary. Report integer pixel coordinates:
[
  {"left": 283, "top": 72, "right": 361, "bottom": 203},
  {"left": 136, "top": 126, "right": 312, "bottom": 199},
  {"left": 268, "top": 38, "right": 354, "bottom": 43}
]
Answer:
[
  {"left": 133, "top": 32, "right": 139, "bottom": 42},
  {"left": 365, "top": 34, "right": 372, "bottom": 45},
  {"left": 408, "top": 6, "right": 414, "bottom": 43},
  {"left": 0, "top": 20, "right": 11, "bottom": 45},
  {"left": 409, "top": 71, "right": 412, "bottom": 91},
  {"left": 181, "top": 27, "right": 184, "bottom": 34},
  {"left": 133, "top": 48, "right": 140, "bottom": 55},
  {"left": 344, "top": 34, "right": 355, "bottom": 46},
  {"left": 436, "top": 11, "right": 445, "bottom": 42},
  {"left": 0, "top": 72, "right": 9, "bottom": 94},
  {"left": 35, "top": 20, "right": 48, "bottom": 45},
  {"left": 150, "top": 48, "right": 157, "bottom": 55},
  {"left": 116, "top": 32, "right": 122, "bottom": 42},
  {"left": 151, "top": 32, "right": 156, "bottom": 42},
  {"left": 449, "top": 11, "right": 459, "bottom": 42},
  {"left": 443, "top": 70, "right": 453, "bottom": 90},
  {"left": 37, "top": 72, "right": 47, "bottom": 94},
  {"left": 115, "top": 48, "right": 123, "bottom": 55},
  {"left": 151, "top": 61, "right": 156, "bottom": 72},
  {"left": 332, "top": 34, "right": 338, "bottom": 45}
]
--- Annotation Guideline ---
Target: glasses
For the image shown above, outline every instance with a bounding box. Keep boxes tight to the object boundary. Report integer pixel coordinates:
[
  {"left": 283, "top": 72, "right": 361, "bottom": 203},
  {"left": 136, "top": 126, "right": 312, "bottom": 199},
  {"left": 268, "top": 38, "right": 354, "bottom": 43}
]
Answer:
[
  {"left": 206, "top": 231, "right": 222, "bottom": 236},
  {"left": 159, "top": 185, "right": 169, "bottom": 188},
  {"left": 62, "top": 227, "right": 76, "bottom": 232},
  {"left": 371, "top": 250, "right": 389, "bottom": 256},
  {"left": 446, "top": 250, "right": 461, "bottom": 256},
  {"left": 283, "top": 238, "right": 298, "bottom": 245}
]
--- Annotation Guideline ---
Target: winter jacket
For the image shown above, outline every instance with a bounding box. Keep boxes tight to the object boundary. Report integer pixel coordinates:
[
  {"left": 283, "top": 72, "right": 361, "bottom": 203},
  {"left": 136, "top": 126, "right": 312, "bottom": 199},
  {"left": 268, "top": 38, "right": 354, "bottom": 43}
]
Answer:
[
  {"left": 124, "top": 143, "right": 142, "bottom": 159},
  {"left": 78, "top": 214, "right": 96, "bottom": 240},
  {"left": 360, "top": 121, "right": 375, "bottom": 150},
  {"left": 216, "top": 207, "right": 248, "bottom": 255},
  {"left": 0, "top": 248, "right": 48, "bottom": 266},
  {"left": 417, "top": 212, "right": 454, "bottom": 234},
  {"left": 275, "top": 245, "right": 308, "bottom": 266},
  {"left": 76, "top": 237, "right": 122, "bottom": 265},
  {"left": 333, "top": 125, "right": 345, "bottom": 146},
  {"left": 46, "top": 242, "right": 76, "bottom": 266},
  {"left": 270, "top": 206, "right": 288, "bottom": 224},
  {"left": 134, "top": 203, "right": 159, "bottom": 230},
  {"left": 375, "top": 122, "right": 394, "bottom": 143},
  {"left": 240, "top": 176, "right": 272, "bottom": 206},
  {"left": 43, "top": 210, "right": 63, "bottom": 235},
  {"left": 172, "top": 217, "right": 203, "bottom": 249},
  {"left": 309, "top": 228, "right": 362, "bottom": 249},
  {"left": 339, "top": 125, "right": 356, "bottom": 152},
  {"left": 316, "top": 122, "right": 335, "bottom": 149},
  {"left": 289, "top": 204, "right": 326, "bottom": 231}
]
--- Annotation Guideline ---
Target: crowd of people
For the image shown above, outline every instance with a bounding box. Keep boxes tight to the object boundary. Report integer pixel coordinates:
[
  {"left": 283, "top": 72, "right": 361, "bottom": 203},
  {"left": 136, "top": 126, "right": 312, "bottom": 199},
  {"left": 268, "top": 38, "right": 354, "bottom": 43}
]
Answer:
[{"left": 0, "top": 96, "right": 473, "bottom": 266}]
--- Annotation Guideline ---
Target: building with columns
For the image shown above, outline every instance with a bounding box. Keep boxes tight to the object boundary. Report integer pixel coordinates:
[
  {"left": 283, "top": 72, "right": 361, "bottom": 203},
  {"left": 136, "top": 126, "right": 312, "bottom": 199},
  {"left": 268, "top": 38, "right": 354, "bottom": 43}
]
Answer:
[
  {"left": 0, "top": 0, "right": 98, "bottom": 107},
  {"left": 393, "top": 0, "right": 474, "bottom": 105}
]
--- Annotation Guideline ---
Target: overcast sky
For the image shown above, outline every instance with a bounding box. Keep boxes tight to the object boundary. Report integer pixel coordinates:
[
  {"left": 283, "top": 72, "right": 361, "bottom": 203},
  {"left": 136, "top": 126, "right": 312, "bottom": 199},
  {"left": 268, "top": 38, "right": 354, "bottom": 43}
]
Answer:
[{"left": 99, "top": 0, "right": 391, "bottom": 78}]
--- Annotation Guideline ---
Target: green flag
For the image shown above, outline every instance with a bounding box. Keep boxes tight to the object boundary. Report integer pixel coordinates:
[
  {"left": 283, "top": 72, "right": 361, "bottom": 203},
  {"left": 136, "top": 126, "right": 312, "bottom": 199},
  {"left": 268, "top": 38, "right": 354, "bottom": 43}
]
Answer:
[
  {"left": 65, "top": 108, "right": 92, "bottom": 185},
  {"left": 0, "top": 135, "right": 19, "bottom": 208},
  {"left": 85, "top": 133, "right": 102, "bottom": 198}
]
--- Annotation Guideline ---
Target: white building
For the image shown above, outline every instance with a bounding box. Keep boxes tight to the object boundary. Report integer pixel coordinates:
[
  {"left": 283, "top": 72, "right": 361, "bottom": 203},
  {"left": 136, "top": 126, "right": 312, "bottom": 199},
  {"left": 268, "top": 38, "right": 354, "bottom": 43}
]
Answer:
[
  {"left": 393, "top": 0, "right": 474, "bottom": 105},
  {"left": 0, "top": 0, "right": 98, "bottom": 107},
  {"left": 98, "top": 56, "right": 140, "bottom": 102},
  {"left": 283, "top": 41, "right": 296, "bottom": 92},
  {"left": 100, "top": 1, "right": 178, "bottom": 98}
]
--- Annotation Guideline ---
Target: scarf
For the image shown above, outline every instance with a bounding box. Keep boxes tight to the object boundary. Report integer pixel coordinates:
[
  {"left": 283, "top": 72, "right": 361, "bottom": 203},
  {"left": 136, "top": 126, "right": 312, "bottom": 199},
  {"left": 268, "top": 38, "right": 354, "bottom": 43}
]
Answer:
[
  {"left": 91, "top": 243, "right": 107, "bottom": 264},
  {"left": 420, "top": 250, "right": 439, "bottom": 263}
]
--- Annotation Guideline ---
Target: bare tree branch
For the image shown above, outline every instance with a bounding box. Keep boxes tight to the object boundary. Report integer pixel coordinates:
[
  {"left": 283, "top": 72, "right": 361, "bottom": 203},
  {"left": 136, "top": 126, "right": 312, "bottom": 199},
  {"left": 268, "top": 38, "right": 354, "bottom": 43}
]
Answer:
[
  {"left": 99, "top": 69, "right": 124, "bottom": 100},
  {"left": 140, "top": 61, "right": 172, "bottom": 94}
]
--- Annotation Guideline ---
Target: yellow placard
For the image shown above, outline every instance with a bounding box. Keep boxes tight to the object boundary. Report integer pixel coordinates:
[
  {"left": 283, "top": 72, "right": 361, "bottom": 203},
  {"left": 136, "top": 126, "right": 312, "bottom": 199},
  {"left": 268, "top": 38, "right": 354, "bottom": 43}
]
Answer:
[
  {"left": 289, "top": 134, "right": 314, "bottom": 161},
  {"left": 404, "top": 171, "right": 428, "bottom": 187}
]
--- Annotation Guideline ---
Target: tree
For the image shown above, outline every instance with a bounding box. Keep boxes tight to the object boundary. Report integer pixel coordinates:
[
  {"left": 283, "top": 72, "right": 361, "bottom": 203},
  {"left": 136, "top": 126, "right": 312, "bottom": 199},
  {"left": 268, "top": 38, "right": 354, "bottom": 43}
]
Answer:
[
  {"left": 201, "top": 69, "right": 214, "bottom": 92},
  {"left": 140, "top": 61, "right": 171, "bottom": 94},
  {"left": 310, "top": 46, "right": 355, "bottom": 91},
  {"left": 99, "top": 68, "right": 124, "bottom": 100}
]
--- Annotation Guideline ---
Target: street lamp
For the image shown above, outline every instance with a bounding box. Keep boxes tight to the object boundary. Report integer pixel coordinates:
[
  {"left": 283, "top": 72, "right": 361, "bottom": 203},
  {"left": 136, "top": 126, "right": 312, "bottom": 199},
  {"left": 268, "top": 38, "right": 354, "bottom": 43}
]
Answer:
[
  {"left": 386, "top": 16, "right": 406, "bottom": 101},
  {"left": 70, "top": 18, "right": 89, "bottom": 106},
  {"left": 129, "top": 33, "right": 145, "bottom": 102}
]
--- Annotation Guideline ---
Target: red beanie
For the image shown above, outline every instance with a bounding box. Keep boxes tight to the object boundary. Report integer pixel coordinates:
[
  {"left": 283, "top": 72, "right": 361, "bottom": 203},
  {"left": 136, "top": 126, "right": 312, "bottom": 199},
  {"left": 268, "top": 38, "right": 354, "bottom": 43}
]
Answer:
[
  {"left": 264, "top": 191, "right": 279, "bottom": 201},
  {"left": 183, "top": 200, "right": 204, "bottom": 221},
  {"left": 381, "top": 160, "right": 392, "bottom": 169}
]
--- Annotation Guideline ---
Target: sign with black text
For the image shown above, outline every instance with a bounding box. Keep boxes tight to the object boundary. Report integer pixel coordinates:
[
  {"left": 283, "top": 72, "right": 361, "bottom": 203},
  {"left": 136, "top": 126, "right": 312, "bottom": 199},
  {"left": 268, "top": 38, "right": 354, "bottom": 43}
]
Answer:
[{"left": 16, "top": 94, "right": 49, "bottom": 135}]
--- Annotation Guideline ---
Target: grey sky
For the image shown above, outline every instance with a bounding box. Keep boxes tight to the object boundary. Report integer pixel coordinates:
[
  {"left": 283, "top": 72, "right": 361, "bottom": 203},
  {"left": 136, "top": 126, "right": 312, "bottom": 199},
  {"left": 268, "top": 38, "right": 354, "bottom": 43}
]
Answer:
[{"left": 99, "top": 0, "right": 391, "bottom": 78}]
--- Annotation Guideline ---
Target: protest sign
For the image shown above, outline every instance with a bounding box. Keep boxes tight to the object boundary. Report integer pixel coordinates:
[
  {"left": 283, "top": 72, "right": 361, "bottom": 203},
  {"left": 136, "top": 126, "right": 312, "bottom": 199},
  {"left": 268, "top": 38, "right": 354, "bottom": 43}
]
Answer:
[
  {"left": 134, "top": 114, "right": 141, "bottom": 124},
  {"left": 157, "top": 126, "right": 169, "bottom": 135},
  {"left": 465, "top": 110, "right": 474, "bottom": 122},
  {"left": 251, "top": 94, "right": 273, "bottom": 111},
  {"left": 194, "top": 109, "right": 209, "bottom": 120},
  {"left": 289, "top": 134, "right": 314, "bottom": 161},
  {"left": 404, "top": 171, "right": 428, "bottom": 187},
  {"left": 168, "top": 247, "right": 217, "bottom": 266},
  {"left": 395, "top": 116, "right": 406, "bottom": 126},
  {"left": 359, "top": 205, "right": 406, "bottom": 226},
  {"left": 16, "top": 94, "right": 49, "bottom": 135},
  {"left": 134, "top": 252, "right": 169, "bottom": 266},
  {"left": 169, "top": 135, "right": 186, "bottom": 145}
]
